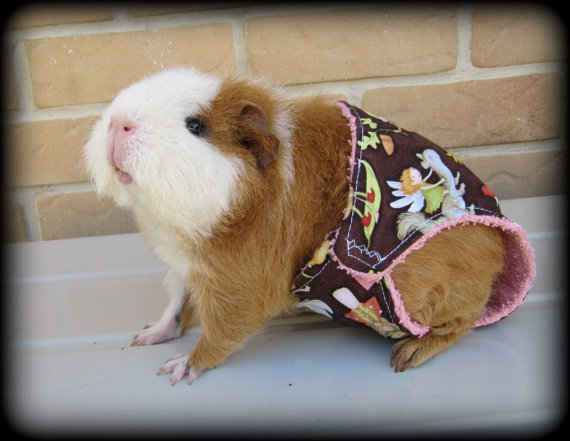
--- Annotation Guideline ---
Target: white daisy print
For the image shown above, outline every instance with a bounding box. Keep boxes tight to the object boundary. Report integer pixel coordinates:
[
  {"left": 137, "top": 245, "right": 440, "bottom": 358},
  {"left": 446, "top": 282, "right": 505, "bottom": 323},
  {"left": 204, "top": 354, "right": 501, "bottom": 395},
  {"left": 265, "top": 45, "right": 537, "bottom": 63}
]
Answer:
[
  {"left": 387, "top": 167, "right": 426, "bottom": 213},
  {"left": 296, "top": 299, "right": 333, "bottom": 319}
]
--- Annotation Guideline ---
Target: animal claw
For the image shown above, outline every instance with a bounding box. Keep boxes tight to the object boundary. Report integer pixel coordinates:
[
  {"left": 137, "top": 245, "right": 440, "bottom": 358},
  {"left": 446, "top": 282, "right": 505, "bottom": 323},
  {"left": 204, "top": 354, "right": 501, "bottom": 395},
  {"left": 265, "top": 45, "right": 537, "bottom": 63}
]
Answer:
[{"left": 157, "top": 354, "right": 203, "bottom": 386}]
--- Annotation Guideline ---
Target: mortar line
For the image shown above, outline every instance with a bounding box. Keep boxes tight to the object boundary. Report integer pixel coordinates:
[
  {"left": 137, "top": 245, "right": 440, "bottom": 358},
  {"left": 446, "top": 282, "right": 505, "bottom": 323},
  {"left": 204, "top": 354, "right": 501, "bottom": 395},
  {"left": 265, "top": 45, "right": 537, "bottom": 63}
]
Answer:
[
  {"left": 6, "top": 104, "right": 105, "bottom": 124},
  {"left": 8, "top": 181, "right": 97, "bottom": 241},
  {"left": 230, "top": 17, "right": 248, "bottom": 76},
  {"left": 456, "top": 3, "right": 473, "bottom": 72},
  {"left": 11, "top": 39, "right": 36, "bottom": 112},
  {"left": 6, "top": 14, "right": 228, "bottom": 40},
  {"left": 9, "top": 182, "right": 95, "bottom": 199},
  {"left": 10, "top": 187, "right": 41, "bottom": 241}
]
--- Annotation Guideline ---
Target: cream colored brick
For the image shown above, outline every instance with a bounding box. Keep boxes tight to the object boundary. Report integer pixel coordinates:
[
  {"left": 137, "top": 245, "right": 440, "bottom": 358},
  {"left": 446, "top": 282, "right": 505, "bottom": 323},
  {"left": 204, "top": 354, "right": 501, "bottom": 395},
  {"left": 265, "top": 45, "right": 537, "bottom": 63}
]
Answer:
[
  {"left": 285, "top": 90, "right": 347, "bottom": 102},
  {"left": 8, "top": 5, "right": 113, "bottom": 29},
  {"left": 362, "top": 74, "right": 561, "bottom": 148},
  {"left": 8, "top": 116, "right": 97, "bottom": 187},
  {"left": 5, "top": 202, "right": 27, "bottom": 243},
  {"left": 456, "top": 147, "right": 565, "bottom": 199},
  {"left": 37, "top": 192, "right": 137, "bottom": 240},
  {"left": 319, "top": 94, "right": 348, "bottom": 103},
  {"left": 127, "top": 2, "right": 252, "bottom": 17},
  {"left": 246, "top": 7, "right": 457, "bottom": 85},
  {"left": 471, "top": 5, "right": 564, "bottom": 67},
  {"left": 26, "top": 23, "right": 235, "bottom": 108}
]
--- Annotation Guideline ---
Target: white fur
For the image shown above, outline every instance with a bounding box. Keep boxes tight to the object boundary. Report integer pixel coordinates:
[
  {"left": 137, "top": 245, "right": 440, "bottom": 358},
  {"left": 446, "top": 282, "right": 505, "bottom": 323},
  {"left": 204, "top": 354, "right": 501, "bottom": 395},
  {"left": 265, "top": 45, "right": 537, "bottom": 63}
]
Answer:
[
  {"left": 132, "top": 269, "right": 189, "bottom": 346},
  {"left": 84, "top": 67, "right": 243, "bottom": 242}
]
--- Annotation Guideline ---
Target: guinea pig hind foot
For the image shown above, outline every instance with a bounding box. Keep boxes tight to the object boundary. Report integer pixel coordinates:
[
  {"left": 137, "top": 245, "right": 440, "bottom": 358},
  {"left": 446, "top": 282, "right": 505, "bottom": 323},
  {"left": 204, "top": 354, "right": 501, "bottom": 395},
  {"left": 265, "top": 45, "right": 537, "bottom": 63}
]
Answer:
[{"left": 390, "top": 328, "right": 469, "bottom": 373}]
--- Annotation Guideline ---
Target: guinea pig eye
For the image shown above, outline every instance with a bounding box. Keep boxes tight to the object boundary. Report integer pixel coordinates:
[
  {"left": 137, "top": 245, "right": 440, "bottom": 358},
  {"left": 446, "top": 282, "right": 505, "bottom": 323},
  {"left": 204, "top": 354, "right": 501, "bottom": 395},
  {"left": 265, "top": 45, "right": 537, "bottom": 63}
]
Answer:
[{"left": 185, "top": 117, "right": 206, "bottom": 136}]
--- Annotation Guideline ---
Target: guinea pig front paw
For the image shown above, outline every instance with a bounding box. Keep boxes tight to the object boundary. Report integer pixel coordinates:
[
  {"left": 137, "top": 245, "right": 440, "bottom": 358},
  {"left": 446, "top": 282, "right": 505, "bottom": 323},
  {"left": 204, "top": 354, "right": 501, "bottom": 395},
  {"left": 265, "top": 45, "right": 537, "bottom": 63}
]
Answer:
[
  {"left": 130, "top": 318, "right": 182, "bottom": 346},
  {"left": 156, "top": 353, "right": 203, "bottom": 385}
]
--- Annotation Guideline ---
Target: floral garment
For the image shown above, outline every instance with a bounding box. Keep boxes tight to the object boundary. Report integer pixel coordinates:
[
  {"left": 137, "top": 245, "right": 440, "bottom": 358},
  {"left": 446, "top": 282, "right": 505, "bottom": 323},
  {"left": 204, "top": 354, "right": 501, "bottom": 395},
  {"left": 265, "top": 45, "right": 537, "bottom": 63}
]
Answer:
[{"left": 292, "top": 102, "right": 536, "bottom": 338}]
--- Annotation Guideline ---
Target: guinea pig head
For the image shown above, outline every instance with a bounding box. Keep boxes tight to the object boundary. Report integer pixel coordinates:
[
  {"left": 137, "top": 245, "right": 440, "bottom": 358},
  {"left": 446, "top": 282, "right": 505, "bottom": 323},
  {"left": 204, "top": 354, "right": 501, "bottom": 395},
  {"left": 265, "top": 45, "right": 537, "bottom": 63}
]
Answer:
[{"left": 83, "top": 67, "right": 292, "bottom": 238}]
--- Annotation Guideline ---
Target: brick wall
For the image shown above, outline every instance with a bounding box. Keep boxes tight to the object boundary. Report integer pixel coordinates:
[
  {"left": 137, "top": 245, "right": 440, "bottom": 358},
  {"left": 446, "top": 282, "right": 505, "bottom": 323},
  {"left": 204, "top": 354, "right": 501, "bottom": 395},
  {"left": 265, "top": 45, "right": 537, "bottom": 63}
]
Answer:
[{"left": 4, "top": 3, "right": 565, "bottom": 242}]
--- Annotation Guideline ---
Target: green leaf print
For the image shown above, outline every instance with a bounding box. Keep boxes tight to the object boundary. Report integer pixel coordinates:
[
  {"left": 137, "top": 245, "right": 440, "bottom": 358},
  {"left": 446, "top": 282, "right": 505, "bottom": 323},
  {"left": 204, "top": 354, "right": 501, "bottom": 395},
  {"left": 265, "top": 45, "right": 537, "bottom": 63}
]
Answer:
[
  {"left": 361, "top": 118, "right": 378, "bottom": 129},
  {"left": 357, "top": 132, "right": 380, "bottom": 150},
  {"left": 421, "top": 185, "right": 445, "bottom": 214},
  {"left": 358, "top": 159, "right": 382, "bottom": 247}
]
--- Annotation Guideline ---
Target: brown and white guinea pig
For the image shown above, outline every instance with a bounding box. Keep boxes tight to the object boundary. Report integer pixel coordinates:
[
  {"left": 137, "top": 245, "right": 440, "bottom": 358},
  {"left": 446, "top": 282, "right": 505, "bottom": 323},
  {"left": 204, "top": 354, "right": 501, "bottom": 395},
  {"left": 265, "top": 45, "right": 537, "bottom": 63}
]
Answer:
[{"left": 83, "top": 67, "right": 532, "bottom": 386}]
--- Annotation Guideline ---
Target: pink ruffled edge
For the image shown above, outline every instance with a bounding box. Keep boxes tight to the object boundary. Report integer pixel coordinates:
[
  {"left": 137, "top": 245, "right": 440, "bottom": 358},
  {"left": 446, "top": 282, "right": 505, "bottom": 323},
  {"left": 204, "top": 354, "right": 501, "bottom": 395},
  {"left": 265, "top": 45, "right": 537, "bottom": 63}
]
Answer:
[
  {"left": 326, "top": 102, "right": 382, "bottom": 288},
  {"left": 336, "top": 101, "right": 358, "bottom": 181},
  {"left": 333, "top": 215, "right": 536, "bottom": 337}
]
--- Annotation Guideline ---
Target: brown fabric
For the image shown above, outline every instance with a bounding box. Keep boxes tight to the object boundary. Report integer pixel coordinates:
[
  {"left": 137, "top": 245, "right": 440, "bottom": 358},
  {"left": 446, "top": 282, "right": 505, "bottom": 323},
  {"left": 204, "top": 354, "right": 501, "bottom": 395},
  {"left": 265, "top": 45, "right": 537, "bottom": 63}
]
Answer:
[{"left": 291, "top": 101, "right": 507, "bottom": 338}]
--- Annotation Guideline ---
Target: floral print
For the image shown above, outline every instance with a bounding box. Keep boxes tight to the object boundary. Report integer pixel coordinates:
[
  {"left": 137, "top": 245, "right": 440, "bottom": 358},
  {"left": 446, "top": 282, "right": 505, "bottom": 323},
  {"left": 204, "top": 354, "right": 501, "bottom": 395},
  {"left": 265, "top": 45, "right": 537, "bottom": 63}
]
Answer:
[
  {"left": 352, "top": 159, "right": 382, "bottom": 247},
  {"left": 357, "top": 131, "right": 380, "bottom": 150},
  {"left": 307, "top": 240, "right": 331, "bottom": 267},
  {"left": 380, "top": 134, "right": 394, "bottom": 156},
  {"left": 296, "top": 299, "right": 333, "bottom": 318},
  {"left": 387, "top": 167, "right": 426, "bottom": 213},
  {"left": 291, "top": 102, "right": 514, "bottom": 341},
  {"left": 388, "top": 149, "right": 474, "bottom": 239},
  {"left": 332, "top": 288, "right": 407, "bottom": 339},
  {"left": 387, "top": 166, "right": 447, "bottom": 215},
  {"left": 361, "top": 118, "right": 378, "bottom": 129},
  {"left": 481, "top": 184, "right": 495, "bottom": 197}
]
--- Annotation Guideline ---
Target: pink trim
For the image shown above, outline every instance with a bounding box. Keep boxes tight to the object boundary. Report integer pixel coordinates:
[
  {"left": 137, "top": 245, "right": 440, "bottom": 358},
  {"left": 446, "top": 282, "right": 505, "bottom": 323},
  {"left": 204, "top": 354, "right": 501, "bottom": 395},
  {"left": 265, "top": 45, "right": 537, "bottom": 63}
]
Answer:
[
  {"left": 337, "top": 214, "right": 535, "bottom": 336},
  {"left": 336, "top": 102, "right": 358, "bottom": 181},
  {"left": 328, "top": 243, "right": 379, "bottom": 290},
  {"left": 384, "top": 273, "right": 431, "bottom": 336},
  {"left": 328, "top": 101, "right": 381, "bottom": 290},
  {"left": 472, "top": 219, "right": 536, "bottom": 327}
]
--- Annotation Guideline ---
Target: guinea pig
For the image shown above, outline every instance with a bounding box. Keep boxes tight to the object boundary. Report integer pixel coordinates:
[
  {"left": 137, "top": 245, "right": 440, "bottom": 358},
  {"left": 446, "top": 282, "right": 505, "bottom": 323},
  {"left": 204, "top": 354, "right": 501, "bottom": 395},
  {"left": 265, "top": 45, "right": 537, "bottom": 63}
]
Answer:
[{"left": 83, "top": 67, "right": 535, "bottom": 385}]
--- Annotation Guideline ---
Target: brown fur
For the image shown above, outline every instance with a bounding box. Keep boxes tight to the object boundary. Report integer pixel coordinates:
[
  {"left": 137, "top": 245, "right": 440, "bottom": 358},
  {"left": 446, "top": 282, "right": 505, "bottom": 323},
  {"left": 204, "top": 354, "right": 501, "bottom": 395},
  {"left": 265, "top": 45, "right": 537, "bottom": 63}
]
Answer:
[
  {"left": 390, "top": 224, "right": 504, "bottom": 371},
  {"left": 175, "top": 80, "right": 505, "bottom": 374}
]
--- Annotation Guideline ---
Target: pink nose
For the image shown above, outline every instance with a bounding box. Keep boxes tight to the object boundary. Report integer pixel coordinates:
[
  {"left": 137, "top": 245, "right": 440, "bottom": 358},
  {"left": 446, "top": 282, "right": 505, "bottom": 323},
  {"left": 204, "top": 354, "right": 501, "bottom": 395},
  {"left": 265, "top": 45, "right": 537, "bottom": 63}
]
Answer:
[
  {"left": 109, "top": 116, "right": 137, "bottom": 142},
  {"left": 108, "top": 116, "right": 138, "bottom": 172}
]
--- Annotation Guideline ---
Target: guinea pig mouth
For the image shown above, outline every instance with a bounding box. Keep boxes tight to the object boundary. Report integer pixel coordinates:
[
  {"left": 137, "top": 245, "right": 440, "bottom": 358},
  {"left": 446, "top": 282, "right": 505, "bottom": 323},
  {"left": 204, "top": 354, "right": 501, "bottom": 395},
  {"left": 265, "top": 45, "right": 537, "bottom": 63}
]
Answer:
[
  {"left": 113, "top": 165, "right": 133, "bottom": 184},
  {"left": 108, "top": 141, "right": 133, "bottom": 184}
]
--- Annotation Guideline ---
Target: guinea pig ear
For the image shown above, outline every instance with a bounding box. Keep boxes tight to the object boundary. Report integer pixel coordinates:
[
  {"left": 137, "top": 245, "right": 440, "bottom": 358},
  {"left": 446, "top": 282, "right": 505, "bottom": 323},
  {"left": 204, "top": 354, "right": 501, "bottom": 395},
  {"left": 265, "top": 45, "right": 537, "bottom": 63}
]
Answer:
[{"left": 237, "top": 101, "right": 279, "bottom": 171}]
